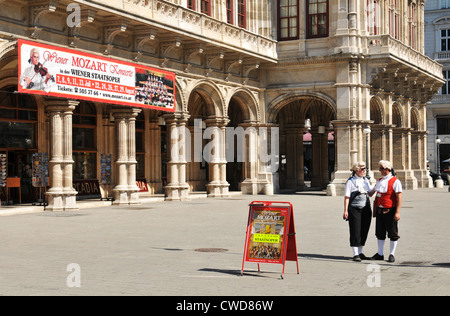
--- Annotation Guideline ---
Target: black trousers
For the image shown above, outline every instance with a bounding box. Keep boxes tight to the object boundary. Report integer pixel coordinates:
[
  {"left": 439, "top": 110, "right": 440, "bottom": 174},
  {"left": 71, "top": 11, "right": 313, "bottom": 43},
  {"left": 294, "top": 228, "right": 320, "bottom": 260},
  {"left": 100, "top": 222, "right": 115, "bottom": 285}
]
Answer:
[
  {"left": 348, "top": 204, "right": 372, "bottom": 247},
  {"left": 375, "top": 208, "right": 400, "bottom": 241}
]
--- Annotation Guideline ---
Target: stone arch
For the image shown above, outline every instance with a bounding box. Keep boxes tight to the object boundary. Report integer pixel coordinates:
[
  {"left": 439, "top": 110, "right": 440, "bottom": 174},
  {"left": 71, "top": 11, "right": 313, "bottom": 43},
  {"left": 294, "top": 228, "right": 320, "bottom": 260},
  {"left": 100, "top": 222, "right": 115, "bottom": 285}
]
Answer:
[
  {"left": 174, "top": 80, "right": 185, "bottom": 113},
  {"left": 392, "top": 102, "right": 404, "bottom": 170},
  {"left": 268, "top": 93, "right": 337, "bottom": 191},
  {"left": 188, "top": 80, "right": 225, "bottom": 118},
  {"left": 392, "top": 102, "right": 403, "bottom": 127},
  {"left": 370, "top": 96, "right": 384, "bottom": 124},
  {"left": 227, "top": 87, "right": 260, "bottom": 122},
  {"left": 410, "top": 107, "right": 420, "bottom": 131},
  {"left": 0, "top": 41, "right": 18, "bottom": 68},
  {"left": 267, "top": 92, "right": 336, "bottom": 124}
]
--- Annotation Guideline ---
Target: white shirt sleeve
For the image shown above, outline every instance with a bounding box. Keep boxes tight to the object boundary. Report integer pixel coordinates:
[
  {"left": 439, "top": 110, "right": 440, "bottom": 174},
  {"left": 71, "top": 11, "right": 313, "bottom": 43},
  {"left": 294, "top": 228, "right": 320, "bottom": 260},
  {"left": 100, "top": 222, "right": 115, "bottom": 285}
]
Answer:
[
  {"left": 344, "top": 180, "right": 354, "bottom": 197},
  {"left": 393, "top": 179, "right": 402, "bottom": 193}
]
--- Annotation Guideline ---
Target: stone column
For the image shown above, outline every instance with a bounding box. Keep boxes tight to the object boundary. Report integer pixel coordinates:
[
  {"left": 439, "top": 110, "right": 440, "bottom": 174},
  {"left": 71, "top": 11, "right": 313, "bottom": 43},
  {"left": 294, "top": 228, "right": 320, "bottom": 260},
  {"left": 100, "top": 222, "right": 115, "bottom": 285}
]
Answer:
[
  {"left": 394, "top": 127, "right": 418, "bottom": 190},
  {"left": 205, "top": 117, "right": 230, "bottom": 197},
  {"left": 311, "top": 127, "right": 329, "bottom": 189},
  {"left": 218, "top": 120, "right": 230, "bottom": 197},
  {"left": 164, "top": 113, "right": 190, "bottom": 201},
  {"left": 148, "top": 118, "right": 162, "bottom": 193},
  {"left": 45, "top": 99, "right": 78, "bottom": 211},
  {"left": 112, "top": 107, "right": 141, "bottom": 205}
]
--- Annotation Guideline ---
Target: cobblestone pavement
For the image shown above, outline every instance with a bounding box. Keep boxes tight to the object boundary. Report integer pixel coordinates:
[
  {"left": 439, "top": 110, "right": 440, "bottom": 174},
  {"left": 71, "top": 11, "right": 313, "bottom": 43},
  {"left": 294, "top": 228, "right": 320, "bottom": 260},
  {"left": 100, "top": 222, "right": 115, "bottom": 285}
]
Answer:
[{"left": 0, "top": 187, "right": 449, "bottom": 296}]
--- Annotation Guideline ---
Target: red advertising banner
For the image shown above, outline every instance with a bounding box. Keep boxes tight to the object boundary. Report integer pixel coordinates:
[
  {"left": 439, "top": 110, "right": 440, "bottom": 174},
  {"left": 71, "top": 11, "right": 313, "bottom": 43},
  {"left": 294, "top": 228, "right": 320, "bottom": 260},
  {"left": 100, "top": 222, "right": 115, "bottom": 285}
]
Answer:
[
  {"left": 17, "top": 39, "right": 175, "bottom": 112},
  {"left": 241, "top": 201, "right": 299, "bottom": 279}
]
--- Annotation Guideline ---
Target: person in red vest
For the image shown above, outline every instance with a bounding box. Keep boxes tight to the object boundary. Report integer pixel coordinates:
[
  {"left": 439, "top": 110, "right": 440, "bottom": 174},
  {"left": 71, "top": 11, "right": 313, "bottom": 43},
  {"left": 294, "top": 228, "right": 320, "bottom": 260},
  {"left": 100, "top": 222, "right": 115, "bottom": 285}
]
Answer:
[{"left": 371, "top": 160, "right": 403, "bottom": 263}]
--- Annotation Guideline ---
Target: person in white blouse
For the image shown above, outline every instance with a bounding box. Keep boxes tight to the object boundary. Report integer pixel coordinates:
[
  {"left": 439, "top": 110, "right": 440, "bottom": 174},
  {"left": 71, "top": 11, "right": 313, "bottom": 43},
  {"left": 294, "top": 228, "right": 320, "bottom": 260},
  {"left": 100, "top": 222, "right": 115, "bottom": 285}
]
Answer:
[
  {"left": 370, "top": 160, "right": 402, "bottom": 263},
  {"left": 343, "top": 161, "right": 374, "bottom": 262}
]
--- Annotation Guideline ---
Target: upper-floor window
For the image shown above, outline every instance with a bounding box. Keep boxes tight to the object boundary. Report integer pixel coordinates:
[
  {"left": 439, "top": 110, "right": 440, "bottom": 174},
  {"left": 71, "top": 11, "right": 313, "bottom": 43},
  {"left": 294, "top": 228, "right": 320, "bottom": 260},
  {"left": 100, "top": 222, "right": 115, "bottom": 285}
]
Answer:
[
  {"left": 237, "top": 0, "right": 246, "bottom": 28},
  {"left": 226, "top": 0, "right": 234, "bottom": 24},
  {"left": 201, "top": 0, "right": 211, "bottom": 16},
  {"left": 367, "top": 0, "right": 379, "bottom": 35},
  {"left": 188, "top": 0, "right": 195, "bottom": 10},
  {"left": 389, "top": 0, "right": 399, "bottom": 39},
  {"left": 306, "top": 0, "right": 328, "bottom": 38},
  {"left": 441, "top": 70, "right": 450, "bottom": 95},
  {"left": 441, "top": 29, "right": 450, "bottom": 51},
  {"left": 437, "top": 116, "right": 450, "bottom": 134},
  {"left": 409, "top": 3, "right": 417, "bottom": 49},
  {"left": 442, "top": 0, "right": 450, "bottom": 9},
  {"left": 278, "top": 0, "right": 299, "bottom": 41}
]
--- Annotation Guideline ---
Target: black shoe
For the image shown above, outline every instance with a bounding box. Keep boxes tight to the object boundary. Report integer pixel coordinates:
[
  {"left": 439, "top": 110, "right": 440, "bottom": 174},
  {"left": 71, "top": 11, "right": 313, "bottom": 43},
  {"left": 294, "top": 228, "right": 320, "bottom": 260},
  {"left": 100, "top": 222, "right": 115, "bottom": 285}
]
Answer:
[
  {"left": 359, "top": 253, "right": 369, "bottom": 260},
  {"left": 371, "top": 253, "right": 384, "bottom": 260},
  {"left": 388, "top": 254, "right": 395, "bottom": 263},
  {"left": 353, "top": 255, "right": 361, "bottom": 262}
]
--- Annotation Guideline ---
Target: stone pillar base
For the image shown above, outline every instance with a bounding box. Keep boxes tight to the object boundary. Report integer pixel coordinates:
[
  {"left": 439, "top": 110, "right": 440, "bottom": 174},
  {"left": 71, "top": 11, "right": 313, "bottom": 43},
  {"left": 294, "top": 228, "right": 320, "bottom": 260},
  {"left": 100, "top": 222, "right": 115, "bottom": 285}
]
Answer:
[
  {"left": 327, "top": 171, "right": 349, "bottom": 196},
  {"left": 240, "top": 179, "right": 274, "bottom": 195},
  {"left": 396, "top": 170, "right": 418, "bottom": 190},
  {"left": 414, "top": 170, "right": 433, "bottom": 188},
  {"left": 206, "top": 183, "right": 230, "bottom": 197},
  {"left": 45, "top": 191, "right": 78, "bottom": 211},
  {"left": 112, "top": 189, "right": 141, "bottom": 205},
  {"left": 165, "top": 185, "right": 190, "bottom": 201}
]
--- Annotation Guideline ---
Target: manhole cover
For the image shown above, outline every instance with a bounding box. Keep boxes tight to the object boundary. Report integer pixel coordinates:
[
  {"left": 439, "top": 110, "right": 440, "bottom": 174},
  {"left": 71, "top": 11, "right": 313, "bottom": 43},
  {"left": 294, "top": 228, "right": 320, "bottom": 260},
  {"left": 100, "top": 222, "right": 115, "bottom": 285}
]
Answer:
[{"left": 194, "top": 248, "right": 228, "bottom": 253}]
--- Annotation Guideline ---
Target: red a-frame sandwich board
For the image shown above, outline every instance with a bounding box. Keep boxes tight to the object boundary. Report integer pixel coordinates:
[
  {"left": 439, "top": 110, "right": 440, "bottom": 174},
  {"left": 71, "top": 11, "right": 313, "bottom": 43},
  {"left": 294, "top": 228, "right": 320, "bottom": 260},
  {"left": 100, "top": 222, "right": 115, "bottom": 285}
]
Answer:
[{"left": 241, "top": 201, "right": 299, "bottom": 279}]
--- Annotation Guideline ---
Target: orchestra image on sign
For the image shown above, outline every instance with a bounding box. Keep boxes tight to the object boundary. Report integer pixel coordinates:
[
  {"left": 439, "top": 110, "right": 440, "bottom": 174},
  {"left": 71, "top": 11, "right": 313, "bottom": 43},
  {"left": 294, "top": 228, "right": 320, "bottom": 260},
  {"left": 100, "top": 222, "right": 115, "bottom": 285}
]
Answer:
[
  {"left": 135, "top": 68, "right": 174, "bottom": 109},
  {"left": 17, "top": 39, "right": 175, "bottom": 112}
]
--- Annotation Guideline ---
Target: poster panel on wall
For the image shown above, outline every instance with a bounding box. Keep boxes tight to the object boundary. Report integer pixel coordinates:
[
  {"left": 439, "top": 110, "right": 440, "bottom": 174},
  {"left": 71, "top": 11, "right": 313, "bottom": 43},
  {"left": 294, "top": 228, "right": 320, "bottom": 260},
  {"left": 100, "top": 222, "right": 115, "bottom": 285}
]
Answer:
[{"left": 17, "top": 39, "right": 175, "bottom": 112}]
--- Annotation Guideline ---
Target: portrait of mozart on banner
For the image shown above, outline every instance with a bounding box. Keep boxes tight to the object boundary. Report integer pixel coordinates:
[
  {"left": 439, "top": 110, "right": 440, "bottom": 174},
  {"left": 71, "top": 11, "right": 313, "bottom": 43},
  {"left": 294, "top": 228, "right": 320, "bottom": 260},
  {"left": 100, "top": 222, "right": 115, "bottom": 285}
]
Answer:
[{"left": 20, "top": 47, "right": 55, "bottom": 93}]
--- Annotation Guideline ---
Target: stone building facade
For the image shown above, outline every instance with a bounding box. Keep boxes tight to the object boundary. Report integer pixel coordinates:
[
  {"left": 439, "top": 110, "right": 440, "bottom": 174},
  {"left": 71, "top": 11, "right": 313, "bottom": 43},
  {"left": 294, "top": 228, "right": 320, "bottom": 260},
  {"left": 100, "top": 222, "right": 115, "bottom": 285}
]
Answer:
[
  {"left": 0, "top": 0, "right": 444, "bottom": 210},
  {"left": 424, "top": 0, "right": 450, "bottom": 181}
]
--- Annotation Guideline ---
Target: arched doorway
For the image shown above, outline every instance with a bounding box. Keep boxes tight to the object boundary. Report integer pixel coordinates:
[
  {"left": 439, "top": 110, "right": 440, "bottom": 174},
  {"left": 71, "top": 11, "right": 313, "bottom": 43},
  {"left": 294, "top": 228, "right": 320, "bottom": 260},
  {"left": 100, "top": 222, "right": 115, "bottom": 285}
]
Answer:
[
  {"left": 187, "top": 90, "right": 211, "bottom": 192},
  {"left": 270, "top": 95, "right": 336, "bottom": 191},
  {"left": 226, "top": 98, "right": 246, "bottom": 191},
  {"left": 369, "top": 96, "right": 385, "bottom": 177}
]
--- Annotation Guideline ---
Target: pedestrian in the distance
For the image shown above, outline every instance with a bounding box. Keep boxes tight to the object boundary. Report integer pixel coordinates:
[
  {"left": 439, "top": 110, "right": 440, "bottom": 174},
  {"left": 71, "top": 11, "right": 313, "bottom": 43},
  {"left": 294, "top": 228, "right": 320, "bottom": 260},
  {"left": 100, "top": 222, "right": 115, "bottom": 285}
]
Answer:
[
  {"left": 371, "top": 160, "right": 402, "bottom": 263},
  {"left": 343, "top": 161, "right": 373, "bottom": 262}
]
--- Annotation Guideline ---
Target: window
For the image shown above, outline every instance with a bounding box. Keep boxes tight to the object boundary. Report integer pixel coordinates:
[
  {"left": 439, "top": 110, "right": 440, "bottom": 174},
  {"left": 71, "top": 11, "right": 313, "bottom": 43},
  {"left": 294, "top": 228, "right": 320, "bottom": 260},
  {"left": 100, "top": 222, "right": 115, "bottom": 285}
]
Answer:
[
  {"left": 278, "top": 0, "right": 299, "bottom": 41},
  {"left": 389, "top": 0, "right": 399, "bottom": 39},
  {"left": 367, "top": 0, "right": 379, "bottom": 35},
  {"left": 0, "top": 87, "right": 37, "bottom": 149},
  {"left": 409, "top": 3, "right": 417, "bottom": 49},
  {"left": 437, "top": 117, "right": 450, "bottom": 134},
  {"left": 307, "top": 0, "right": 328, "bottom": 38},
  {"left": 201, "top": 0, "right": 211, "bottom": 15},
  {"left": 226, "top": 0, "right": 233, "bottom": 24},
  {"left": 238, "top": 0, "right": 246, "bottom": 28},
  {"left": 187, "top": 0, "right": 195, "bottom": 10},
  {"left": 442, "top": 70, "right": 450, "bottom": 95},
  {"left": 441, "top": 29, "right": 450, "bottom": 51},
  {"left": 442, "top": 0, "right": 450, "bottom": 9}
]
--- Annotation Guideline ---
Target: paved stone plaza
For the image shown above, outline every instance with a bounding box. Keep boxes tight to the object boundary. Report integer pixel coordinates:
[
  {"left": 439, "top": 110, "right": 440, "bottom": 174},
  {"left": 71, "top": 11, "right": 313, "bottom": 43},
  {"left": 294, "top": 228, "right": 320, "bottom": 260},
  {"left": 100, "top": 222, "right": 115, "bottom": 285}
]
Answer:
[{"left": 0, "top": 187, "right": 449, "bottom": 296}]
